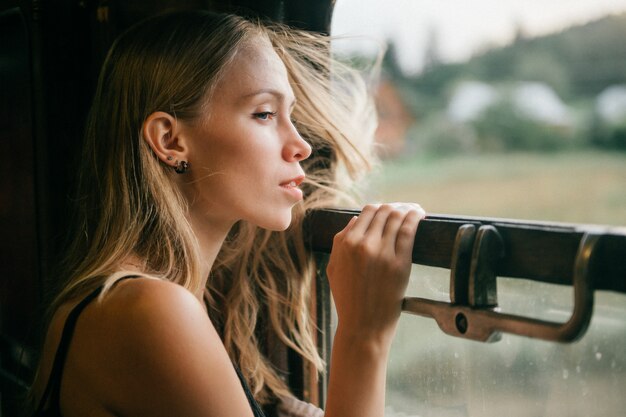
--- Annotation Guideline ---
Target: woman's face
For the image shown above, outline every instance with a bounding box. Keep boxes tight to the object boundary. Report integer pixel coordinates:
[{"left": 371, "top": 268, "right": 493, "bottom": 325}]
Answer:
[{"left": 179, "top": 38, "right": 312, "bottom": 232}]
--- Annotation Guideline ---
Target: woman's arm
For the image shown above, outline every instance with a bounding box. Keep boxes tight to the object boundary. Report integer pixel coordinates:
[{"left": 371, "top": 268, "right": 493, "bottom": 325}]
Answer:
[{"left": 323, "top": 203, "right": 425, "bottom": 417}]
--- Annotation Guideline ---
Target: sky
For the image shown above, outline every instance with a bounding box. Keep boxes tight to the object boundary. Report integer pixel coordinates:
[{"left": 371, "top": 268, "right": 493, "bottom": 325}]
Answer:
[{"left": 330, "top": 0, "right": 626, "bottom": 74}]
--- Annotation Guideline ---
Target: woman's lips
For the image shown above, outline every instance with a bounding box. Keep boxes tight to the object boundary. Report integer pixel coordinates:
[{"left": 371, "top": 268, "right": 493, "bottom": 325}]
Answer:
[
  {"left": 280, "top": 175, "right": 305, "bottom": 200},
  {"left": 280, "top": 175, "right": 305, "bottom": 187}
]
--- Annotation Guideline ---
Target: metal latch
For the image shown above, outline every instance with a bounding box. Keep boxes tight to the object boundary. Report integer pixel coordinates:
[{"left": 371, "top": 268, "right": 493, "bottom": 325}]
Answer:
[{"left": 403, "top": 224, "right": 600, "bottom": 343}]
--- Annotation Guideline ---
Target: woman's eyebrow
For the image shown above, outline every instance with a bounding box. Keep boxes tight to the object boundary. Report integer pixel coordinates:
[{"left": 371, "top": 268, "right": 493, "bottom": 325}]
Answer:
[{"left": 240, "top": 88, "right": 296, "bottom": 108}]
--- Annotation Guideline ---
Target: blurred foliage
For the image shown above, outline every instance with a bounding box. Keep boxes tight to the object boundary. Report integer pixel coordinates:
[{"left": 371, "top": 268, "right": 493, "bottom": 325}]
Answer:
[
  {"left": 409, "top": 114, "right": 477, "bottom": 156},
  {"left": 471, "top": 100, "right": 575, "bottom": 152},
  {"left": 364, "top": 13, "right": 626, "bottom": 155},
  {"left": 411, "top": 14, "right": 626, "bottom": 100},
  {"left": 589, "top": 114, "right": 626, "bottom": 150}
]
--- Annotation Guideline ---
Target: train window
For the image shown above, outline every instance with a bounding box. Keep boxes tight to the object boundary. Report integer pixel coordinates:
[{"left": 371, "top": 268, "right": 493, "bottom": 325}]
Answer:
[{"left": 331, "top": 1, "right": 626, "bottom": 415}]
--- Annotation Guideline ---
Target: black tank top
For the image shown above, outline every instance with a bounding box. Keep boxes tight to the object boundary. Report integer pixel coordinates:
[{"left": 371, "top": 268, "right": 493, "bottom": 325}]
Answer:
[{"left": 32, "top": 276, "right": 266, "bottom": 417}]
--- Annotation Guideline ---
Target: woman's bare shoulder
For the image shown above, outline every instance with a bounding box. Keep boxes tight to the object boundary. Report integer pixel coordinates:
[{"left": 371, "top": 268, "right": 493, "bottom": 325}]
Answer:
[
  {"left": 78, "top": 277, "right": 218, "bottom": 378},
  {"left": 97, "top": 277, "right": 207, "bottom": 324},
  {"left": 81, "top": 278, "right": 213, "bottom": 350},
  {"left": 61, "top": 278, "right": 254, "bottom": 416}
]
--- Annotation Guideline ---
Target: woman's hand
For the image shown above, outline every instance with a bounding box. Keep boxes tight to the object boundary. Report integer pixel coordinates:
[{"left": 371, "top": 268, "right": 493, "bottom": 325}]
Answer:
[{"left": 326, "top": 203, "right": 426, "bottom": 345}]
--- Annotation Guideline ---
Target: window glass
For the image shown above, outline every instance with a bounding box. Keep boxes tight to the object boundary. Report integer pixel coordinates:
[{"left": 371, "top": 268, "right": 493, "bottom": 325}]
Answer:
[
  {"left": 331, "top": 1, "right": 626, "bottom": 415},
  {"left": 383, "top": 267, "right": 626, "bottom": 417}
]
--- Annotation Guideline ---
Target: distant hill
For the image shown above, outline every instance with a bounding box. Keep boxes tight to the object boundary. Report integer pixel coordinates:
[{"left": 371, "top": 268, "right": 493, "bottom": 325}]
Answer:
[{"left": 408, "top": 13, "right": 626, "bottom": 101}]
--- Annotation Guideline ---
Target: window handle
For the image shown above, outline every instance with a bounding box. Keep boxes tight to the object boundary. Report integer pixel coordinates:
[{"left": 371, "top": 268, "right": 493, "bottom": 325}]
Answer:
[{"left": 403, "top": 226, "right": 600, "bottom": 343}]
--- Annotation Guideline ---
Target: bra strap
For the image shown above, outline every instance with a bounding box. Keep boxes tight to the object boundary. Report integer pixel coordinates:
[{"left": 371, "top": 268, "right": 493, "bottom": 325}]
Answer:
[
  {"left": 34, "top": 275, "right": 139, "bottom": 414},
  {"left": 234, "top": 365, "right": 266, "bottom": 417}
]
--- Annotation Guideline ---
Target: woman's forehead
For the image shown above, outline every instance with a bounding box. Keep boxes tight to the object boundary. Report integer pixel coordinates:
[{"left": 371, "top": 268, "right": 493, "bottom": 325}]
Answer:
[{"left": 213, "top": 39, "right": 293, "bottom": 102}]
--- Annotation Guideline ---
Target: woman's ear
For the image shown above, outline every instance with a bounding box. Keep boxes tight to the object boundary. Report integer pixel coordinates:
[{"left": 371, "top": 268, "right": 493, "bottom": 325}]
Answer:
[{"left": 142, "top": 111, "right": 188, "bottom": 167}]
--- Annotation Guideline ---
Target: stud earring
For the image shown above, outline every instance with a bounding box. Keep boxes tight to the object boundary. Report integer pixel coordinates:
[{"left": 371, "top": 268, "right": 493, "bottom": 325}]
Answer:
[
  {"left": 174, "top": 160, "right": 189, "bottom": 174},
  {"left": 166, "top": 156, "right": 173, "bottom": 161}
]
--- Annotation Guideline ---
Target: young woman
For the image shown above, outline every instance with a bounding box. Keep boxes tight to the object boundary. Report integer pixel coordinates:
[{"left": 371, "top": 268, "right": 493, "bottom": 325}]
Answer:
[{"left": 29, "top": 10, "right": 425, "bottom": 417}]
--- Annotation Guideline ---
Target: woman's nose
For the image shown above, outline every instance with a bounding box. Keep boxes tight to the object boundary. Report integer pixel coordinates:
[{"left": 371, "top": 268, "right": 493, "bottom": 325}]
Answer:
[{"left": 283, "top": 122, "right": 312, "bottom": 162}]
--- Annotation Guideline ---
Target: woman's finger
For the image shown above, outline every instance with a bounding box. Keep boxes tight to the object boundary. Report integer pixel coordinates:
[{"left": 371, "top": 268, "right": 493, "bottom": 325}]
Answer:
[
  {"left": 335, "top": 215, "right": 358, "bottom": 238},
  {"left": 395, "top": 208, "right": 424, "bottom": 256},
  {"left": 363, "top": 204, "right": 395, "bottom": 240},
  {"left": 381, "top": 208, "right": 409, "bottom": 250},
  {"left": 345, "top": 204, "right": 379, "bottom": 238}
]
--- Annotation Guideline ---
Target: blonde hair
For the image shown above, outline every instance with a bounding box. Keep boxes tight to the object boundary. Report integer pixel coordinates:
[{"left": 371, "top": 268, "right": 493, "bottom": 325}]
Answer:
[{"left": 43, "top": 10, "right": 376, "bottom": 404}]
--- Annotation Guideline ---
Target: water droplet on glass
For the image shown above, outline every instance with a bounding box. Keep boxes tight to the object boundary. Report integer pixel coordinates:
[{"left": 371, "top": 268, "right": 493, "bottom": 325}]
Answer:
[
  {"left": 576, "top": 365, "right": 581, "bottom": 373},
  {"left": 454, "top": 352, "right": 459, "bottom": 358},
  {"left": 562, "top": 369, "right": 569, "bottom": 379},
  {"left": 611, "top": 360, "right": 616, "bottom": 369},
  {"left": 596, "top": 352, "right": 602, "bottom": 360}
]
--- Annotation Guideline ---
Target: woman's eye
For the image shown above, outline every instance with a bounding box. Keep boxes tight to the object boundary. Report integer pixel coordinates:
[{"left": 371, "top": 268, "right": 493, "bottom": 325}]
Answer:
[{"left": 253, "top": 111, "right": 277, "bottom": 120}]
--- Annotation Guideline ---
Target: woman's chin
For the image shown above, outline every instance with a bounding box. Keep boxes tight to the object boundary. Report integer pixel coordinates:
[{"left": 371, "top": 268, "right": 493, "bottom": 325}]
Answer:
[{"left": 256, "top": 214, "right": 293, "bottom": 232}]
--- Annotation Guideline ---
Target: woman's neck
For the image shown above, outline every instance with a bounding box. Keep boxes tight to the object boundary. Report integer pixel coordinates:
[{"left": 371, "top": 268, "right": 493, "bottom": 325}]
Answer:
[
  {"left": 118, "top": 215, "right": 234, "bottom": 304},
  {"left": 185, "top": 211, "right": 235, "bottom": 299}
]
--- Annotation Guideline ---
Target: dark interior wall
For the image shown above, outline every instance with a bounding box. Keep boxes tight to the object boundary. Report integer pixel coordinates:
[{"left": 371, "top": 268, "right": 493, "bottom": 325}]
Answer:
[
  {"left": 0, "top": 0, "right": 97, "bottom": 355},
  {"left": 0, "top": 5, "right": 101, "bottom": 413},
  {"left": 0, "top": 5, "right": 40, "bottom": 376}
]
